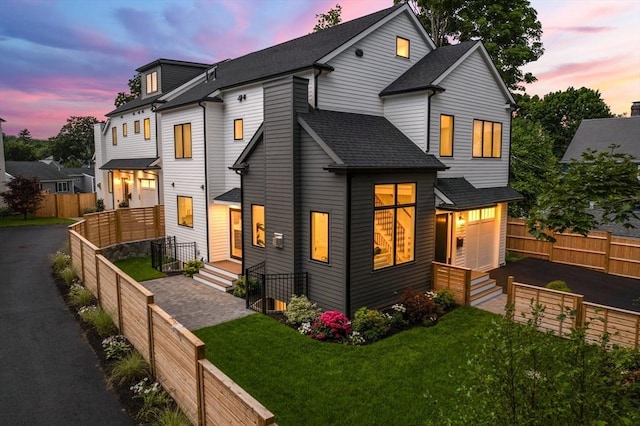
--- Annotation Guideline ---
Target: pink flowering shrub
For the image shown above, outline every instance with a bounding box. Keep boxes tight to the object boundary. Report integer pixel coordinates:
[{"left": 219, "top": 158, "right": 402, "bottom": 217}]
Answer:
[{"left": 302, "top": 310, "right": 352, "bottom": 342}]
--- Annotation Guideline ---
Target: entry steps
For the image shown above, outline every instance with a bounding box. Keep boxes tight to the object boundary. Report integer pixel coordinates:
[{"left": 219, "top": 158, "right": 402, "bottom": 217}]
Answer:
[
  {"left": 193, "top": 260, "right": 242, "bottom": 293},
  {"left": 469, "top": 270, "right": 503, "bottom": 306}
]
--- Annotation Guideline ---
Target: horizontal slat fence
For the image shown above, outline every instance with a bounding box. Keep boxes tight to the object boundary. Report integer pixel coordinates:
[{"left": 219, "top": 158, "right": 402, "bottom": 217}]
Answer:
[
  {"left": 507, "top": 218, "right": 640, "bottom": 279},
  {"left": 68, "top": 220, "right": 275, "bottom": 425},
  {"left": 507, "top": 278, "right": 639, "bottom": 349},
  {"left": 81, "top": 206, "right": 164, "bottom": 247},
  {"left": 36, "top": 193, "right": 96, "bottom": 218},
  {"left": 432, "top": 262, "right": 471, "bottom": 305}
]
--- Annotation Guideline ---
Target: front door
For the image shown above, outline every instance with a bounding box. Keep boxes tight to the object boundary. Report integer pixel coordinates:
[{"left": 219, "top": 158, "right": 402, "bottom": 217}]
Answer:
[
  {"left": 435, "top": 214, "right": 449, "bottom": 263},
  {"left": 230, "top": 209, "right": 242, "bottom": 259}
]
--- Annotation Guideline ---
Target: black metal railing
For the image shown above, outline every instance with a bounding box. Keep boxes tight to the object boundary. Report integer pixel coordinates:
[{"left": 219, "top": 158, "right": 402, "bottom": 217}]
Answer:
[
  {"left": 150, "top": 236, "right": 197, "bottom": 273},
  {"left": 245, "top": 261, "right": 308, "bottom": 314}
]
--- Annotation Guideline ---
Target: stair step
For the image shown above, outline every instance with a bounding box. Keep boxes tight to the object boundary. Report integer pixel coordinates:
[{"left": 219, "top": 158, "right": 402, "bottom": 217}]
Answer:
[
  {"left": 193, "top": 271, "right": 235, "bottom": 293},
  {"left": 470, "top": 285, "right": 503, "bottom": 306},
  {"left": 470, "top": 270, "right": 490, "bottom": 286},
  {"left": 203, "top": 263, "right": 241, "bottom": 280},
  {"left": 470, "top": 278, "right": 497, "bottom": 296}
]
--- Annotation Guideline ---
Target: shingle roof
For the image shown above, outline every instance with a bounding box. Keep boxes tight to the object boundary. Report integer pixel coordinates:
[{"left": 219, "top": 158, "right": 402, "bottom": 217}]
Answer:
[
  {"left": 436, "top": 177, "right": 522, "bottom": 210},
  {"left": 99, "top": 158, "right": 160, "bottom": 170},
  {"left": 561, "top": 117, "right": 640, "bottom": 163},
  {"left": 106, "top": 94, "right": 164, "bottom": 117},
  {"left": 158, "top": 3, "right": 405, "bottom": 111},
  {"left": 61, "top": 167, "right": 95, "bottom": 177},
  {"left": 298, "top": 109, "right": 446, "bottom": 170},
  {"left": 6, "top": 161, "right": 72, "bottom": 181},
  {"left": 380, "top": 40, "right": 479, "bottom": 96},
  {"left": 214, "top": 188, "right": 241, "bottom": 204}
]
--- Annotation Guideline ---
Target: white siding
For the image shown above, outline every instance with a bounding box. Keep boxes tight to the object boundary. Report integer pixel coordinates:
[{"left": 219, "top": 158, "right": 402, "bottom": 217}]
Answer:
[
  {"left": 209, "top": 205, "right": 230, "bottom": 262},
  {"left": 431, "top": 49, "right": 511, "bottom": 188},
  {"left": 103, "top": 110, "right": 157, "bottom": 161},
  {"left": 383, "top": 93, "right": 428, "bottom": 151},
  {"left": 160, "top": 106, "right": 209, "bottom": 260},
  {"left": 498, "top": 202, "right": 508, "bottom": 266},
  {"left": 318, "top": 13, "right": 432, "bottom": 115}
]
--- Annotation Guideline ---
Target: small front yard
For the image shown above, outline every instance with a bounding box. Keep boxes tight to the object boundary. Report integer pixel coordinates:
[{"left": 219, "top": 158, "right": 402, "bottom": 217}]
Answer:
[{"left": 114, "top": 257, "right": 166, "bottom": 282}]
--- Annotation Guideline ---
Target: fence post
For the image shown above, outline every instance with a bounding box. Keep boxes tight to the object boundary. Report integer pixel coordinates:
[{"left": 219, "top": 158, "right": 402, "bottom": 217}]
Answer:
[
  {"left": 575, "top": 294, "right": 584, "bottom": 330},
  {"left": 604, "top": 231, "right": 612, "bottom": 274},
  {"left": 506, "top": 276, "right": 514, "bottom": 306},
  {"left": 464, "top": 269, "right": 471, "bottom": 306}
]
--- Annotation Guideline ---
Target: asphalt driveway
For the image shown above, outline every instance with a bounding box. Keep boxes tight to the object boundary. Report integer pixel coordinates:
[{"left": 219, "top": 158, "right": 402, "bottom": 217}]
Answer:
[
  {"left": 0, "top": 225, "right": 131, "bottom": 425},
  {"left": 490, "top": 257, "right": 640, "bottom": 312}
]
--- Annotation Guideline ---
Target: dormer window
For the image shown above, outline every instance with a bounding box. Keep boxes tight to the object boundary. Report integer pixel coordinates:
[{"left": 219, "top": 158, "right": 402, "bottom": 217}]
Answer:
[
  {"left": 396, "top": 36, "right": 410, "bottom": 58},
  {"left": 146, "top": 71, "right": 158, "bottom": 94}
]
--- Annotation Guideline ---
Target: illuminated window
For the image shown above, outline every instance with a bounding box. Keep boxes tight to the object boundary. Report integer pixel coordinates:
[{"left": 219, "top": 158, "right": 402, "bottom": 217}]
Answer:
[
  {"left": 140, "top": 178, "right": 156, "bottom": 190},
  {"left": 134, "top": 120, "right": 140, "bottom": 134},
  {"left": 144, "top": 118, "right": 151, "bottom": 140},
  {"left": 396, "top": 36, "right": 410, "bottom": 58},
  {"left": 311, "top": 212, "right": 329, "bottom": 263},
  {"left": 122, "top": 123, "right": 128, "bottom": 137},
  {"left": 234, "top": 119, "right": 243, "bottom": 140},
  {"left": 174, "top": 123, "right": 192, "bottom": 158},
  {"left": 177, "top": 196, "right": 193, "bottom": 227},
  {"left": 373, "top": 183, "right": 416, "bottom": 270},
  {"left": 107, "top": 171, "right": 113, "bottom": 193},
  {"left": 440, "top": 115, "right": 454, "bottom": 157},
  {"left": 112, "top": 127, "right": 117, "bottom": 145},
  {"left": 146, "top": 71, "right": 158, "bottom": 94},
  {"left": 467, "top": 207, "right": 495, "bottom": 223},
  {"left": 252, "top": 205, "right": 265, "bottom": 247},
  {"left": 472, "top": 120, "right": 502, "bottom": 158}
]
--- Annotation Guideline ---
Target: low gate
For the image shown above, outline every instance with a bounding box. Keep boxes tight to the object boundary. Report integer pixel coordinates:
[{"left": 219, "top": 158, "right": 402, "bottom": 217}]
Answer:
[
  {"left": 151, "top": 236, "right": 197, "bottom": 273},
  {"left": 245, "top": 262, "right": 308, "bottom": 314}
]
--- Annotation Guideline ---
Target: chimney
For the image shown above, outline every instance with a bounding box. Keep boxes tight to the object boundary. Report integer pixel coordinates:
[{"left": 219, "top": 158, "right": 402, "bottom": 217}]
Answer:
[{"left": 631, "top": 101, "right": 640, "bottom": 117}]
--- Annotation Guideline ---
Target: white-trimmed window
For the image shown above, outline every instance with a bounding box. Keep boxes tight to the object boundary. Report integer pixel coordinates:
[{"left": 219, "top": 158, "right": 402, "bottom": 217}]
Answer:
[
  {"left": 396, "top": 36, "right": 410, "bottom": 58},
  {"left": 252, "top": 205, "right": 265, "bottom": 247},
  {"left": 134, "top": 120, "right": 140, "bottom": 134},
  {"left": 140, "top": 178, "right": 156, "bottom": 190},
  {"left": 468, "top": 207, "right": 495, "bottom": 223},
  {"left": 146, "top": 71, "right": 158, "bottom": 94},
  {"left": 177, "top": 196, "right": 193, "bottom": 227},
  {"left": 57, "top": 181, "right": 69, "bottom": 193},
  {"left": 373, "top": 183, "right": 416, "bottom": 270},
  {"left": 440, "top": 114, "right": 454, "bottom": 157},
  {"left": 472, "top": 120, "right": 502, "bottom": 158},
  {"left": 311, "top": 211, "right": 329, "bottom": 263},
  {"left": 174, "top": 123, "right": 192, "bottom": 159}
]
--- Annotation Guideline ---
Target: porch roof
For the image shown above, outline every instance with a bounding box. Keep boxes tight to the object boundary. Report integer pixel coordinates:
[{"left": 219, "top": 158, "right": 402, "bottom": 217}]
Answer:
[
  {"left": 435, "top": 177, "right": 522, "bottom": 211},
  {"left": 213, "top": 188, "right": 241, "bottom": 204},
  {"left": 99, "top": 158, "right": 160, "bottom": 170}
]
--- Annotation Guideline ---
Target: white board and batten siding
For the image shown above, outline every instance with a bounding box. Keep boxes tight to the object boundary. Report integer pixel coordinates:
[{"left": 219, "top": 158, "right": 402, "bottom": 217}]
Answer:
[
  {"left": 318, "top": 13, "right": 432, "bottom": 116},
  {"left": 160, "top": 106, "right": 209, "bottom": 261},
  {"left": 430, "top": 49, "right": 511, "bottom": 188}
]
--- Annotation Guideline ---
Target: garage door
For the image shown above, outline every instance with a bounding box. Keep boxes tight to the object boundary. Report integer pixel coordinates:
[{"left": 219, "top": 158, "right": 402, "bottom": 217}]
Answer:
[{"left": 465, "top": 207, "right": 496, "bottom": 271}]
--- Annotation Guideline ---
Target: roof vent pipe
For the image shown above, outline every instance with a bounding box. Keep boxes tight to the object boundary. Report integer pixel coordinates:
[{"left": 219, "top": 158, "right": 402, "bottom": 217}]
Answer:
[{"left": 631, "top": 101, "right": 640, "bottom": 117}]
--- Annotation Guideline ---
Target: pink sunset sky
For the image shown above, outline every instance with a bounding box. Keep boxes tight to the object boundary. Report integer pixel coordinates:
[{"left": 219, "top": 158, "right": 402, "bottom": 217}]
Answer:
[{"left": 0, "top": 0, "right": 639, "bottom": 139}]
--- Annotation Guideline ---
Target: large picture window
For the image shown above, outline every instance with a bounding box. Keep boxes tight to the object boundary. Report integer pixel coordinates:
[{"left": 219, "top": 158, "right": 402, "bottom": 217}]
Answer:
[
  {"left": 144, "top": 118, "right": 151, "bottom": 140},
  {"left": 177, "top": 196, "right": 193, "bottom": 227},
  {"left": 472, "top": 120, "right": 502, "bottom": 158},
  {"left": 311, "top": 211, "right": 329, "bottom": 263},
  {"left": 174, "top": 123, "right": 192, "bottom": 158},
  {"left": 252, "top": 205, "right": 265, "bottom": 247},
  {"left": 373, "top": 183, "right": 416, "bottom": 270},
  {"left": 440, "top": 114, "right": 454, "bottom": 157}
]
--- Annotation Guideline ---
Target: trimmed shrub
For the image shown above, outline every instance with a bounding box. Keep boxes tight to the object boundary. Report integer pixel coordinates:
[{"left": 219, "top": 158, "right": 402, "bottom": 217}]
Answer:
[
  {"left": 183, "top": 259, "right": 204, "bottom": 277},
  {"left": 110, "top": 351, "right": 149, "bottom": 386},
  {"left": 300, "top": 310, "right": 352, "bottom": 342},
  {"left": 352, "top": 307, "right": 387, "bottom": 343},
  {"left": 284, "top": 295, "right": 321, "bottom": 325},
  {"left": 433, "top": 289, "right": 457, "bottom": 312},
  {"left": 400, "top": 288, "right": 442, "bottom": 325},
  {"left": 68, "top": 284, "right": 95, "bottom": 308},
  {"left": 546, "top": 280, "right": 572, "bottom": 293},
  {"left": 232, "top": 275, "right": 258, "bottom": 298}
]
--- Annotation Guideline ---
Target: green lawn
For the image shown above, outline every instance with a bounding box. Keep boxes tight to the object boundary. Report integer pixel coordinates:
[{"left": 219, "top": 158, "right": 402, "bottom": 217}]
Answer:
[
  {"left": 194, "top": 307, "right": 497, "bottom": 426},
  {"left": 0, "top": 215, "right": 77, "bottom": 227},
  {"left": 114, "top": 257, "right": 166, "bottom": 281}
]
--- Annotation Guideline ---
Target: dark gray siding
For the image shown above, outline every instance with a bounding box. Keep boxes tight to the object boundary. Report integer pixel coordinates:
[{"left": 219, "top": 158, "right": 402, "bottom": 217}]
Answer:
[
  {"left": 297, "top": 132, "right": 347, "bottom": 312},
  {"left": 242, "top": 137, "right": 267, "bottom": 270},
  {"left": 349, "top": 172, "right": 437, "bottom": 312},
  {"left": 161, "top": 63, "right": 208, "bottom": 94}
]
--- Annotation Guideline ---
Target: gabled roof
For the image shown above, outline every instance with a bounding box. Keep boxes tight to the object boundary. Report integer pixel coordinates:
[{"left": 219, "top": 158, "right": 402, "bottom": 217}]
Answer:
[
  {"left": 561, "top": 117, "right": 640, "bottom": 163},
  {"left": 135, "top": 58, "right": 211, "bottom": 73},
  {"left": 158, "top": 3, "right": 406, "bottom": 111},
  {"left": 6, "top": 161, "right": 72, "bottom": 182},
  {"left": 298, "top": 109, "right": 446, "bottom": 171},
  {"left": 99, "top": 158, "right": 160, "bottom": 170},
  {"left": 435, "top": 177, "right": 522, "bottom": 211}
]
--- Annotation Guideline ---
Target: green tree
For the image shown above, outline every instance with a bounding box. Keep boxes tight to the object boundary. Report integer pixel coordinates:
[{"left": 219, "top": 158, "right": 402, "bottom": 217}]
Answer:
[
  {"left": 509, "top": 117, "right": 557, "bottom": 218},
  {"left": 50, "top": 116, "right": 98, "bottom": 166},
  {"left": 400, "top": 0, "right": 543, "bottom": 91},
  {"left": 114, "top": 74, "right": 141, "bottom": 107},
  {"left": 1, "top": 175, "right": 44, "bottom": 219},
  {"left": 17, "top": 129, "right": 32, "bottom": 142},
  {"left": 527, "top": 145, "right": 640, "bottom": 242},
  {"left": 518, "top": 87, "right": 613, "bottom": 159},
  {"left": 313, "top": 4, "right": 342, "bottom": 32},
  {"left": 3, "top": 138, "right": 37, "bottom": 161}
]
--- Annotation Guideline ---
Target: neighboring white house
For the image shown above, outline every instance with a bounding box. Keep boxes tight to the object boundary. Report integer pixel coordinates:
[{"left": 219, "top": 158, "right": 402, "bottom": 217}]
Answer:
[{"left": 95, "top": 3, "right": 521, "bottom": 307}]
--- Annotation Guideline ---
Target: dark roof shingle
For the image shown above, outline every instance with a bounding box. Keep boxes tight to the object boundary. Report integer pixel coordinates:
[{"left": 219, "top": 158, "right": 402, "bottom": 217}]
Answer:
[
  {"left": 214, "top": 188, "right": 241, "bottom": 203},
  {"left": 561, "top": 117, "right": 640, "bottom": 163},
  {"left": 99, "top": 158, "right": 160, "bottom": 170},
  {"left": 6, "top": 161, "right": 72, "bottom": 181},
  {"left": 436, "top": 177, "right": 522, "bottom": 210}
]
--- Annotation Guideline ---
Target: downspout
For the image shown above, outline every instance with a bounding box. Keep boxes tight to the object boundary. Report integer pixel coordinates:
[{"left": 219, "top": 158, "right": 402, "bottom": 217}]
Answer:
[
  {"left": 425, "top": 88, "right": 444, "bottom": 153},
  {"left": 345, "top": 172, "right": 352, "bottom": 316},
  {"left": 313, "top": 69, "right": 321, "bottom": 109},
  {"left": 234, "top": 168, "right": 245, "bottom": 275},
  {"left": 199, "top": 101, "right": 210, "bottom": 262},
  {"left": 151, "top": 103, "right": 161, "bottom": 207}
]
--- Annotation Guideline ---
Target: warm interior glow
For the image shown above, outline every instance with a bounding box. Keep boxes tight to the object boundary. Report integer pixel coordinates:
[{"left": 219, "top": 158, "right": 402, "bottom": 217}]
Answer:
[
  {"left": 178, "top": 196, "right": 193, "bottom": 227},
  {"left": 396, "top": 36, "right": 410, "bottom": 58},
  {"left": 311, "top": 212, "right": 329, "bottom": 262},
  {"left": 252, "top": 205, "right": 265, "bottom": 247}
]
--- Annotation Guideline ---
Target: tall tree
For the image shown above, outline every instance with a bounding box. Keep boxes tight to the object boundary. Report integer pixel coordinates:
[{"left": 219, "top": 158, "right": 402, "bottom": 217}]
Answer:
[
  {"left": 527, "top": 145, "right": 640, "bottom": 241},
  {"left": 400, "top": 0, "right": 543, "bottom": 91},
  {"left": 17, "top": 129, "right": 32, "bottom": 142},
  {"left": 1, "top": 176, "right": 44, "bottom": 219},
  {"left": 3, "top": 138, "right": 37, "bottom": 161},
  {"left": 114, "top": 74, "right": 141, "bottom": 107},
  {"left": 50, "top": 116, "right": 98, "bottom": 166},
  {"left": 313, "top": 4, "right": 342, "bottom": 32},
  {"left": 517, "top": 87, "right": 613, "bottom": 159}
]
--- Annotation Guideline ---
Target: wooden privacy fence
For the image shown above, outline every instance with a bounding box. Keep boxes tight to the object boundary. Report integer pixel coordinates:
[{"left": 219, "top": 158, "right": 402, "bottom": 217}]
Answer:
[
  {"left": 70, "top": 206, "right": 165, "bottom": 247},
  {"left": 68, "top": 223, "right": 275, "bottom": 425},
  {"left": 432, "top": 262, "right": 471, "bottom": 305},
  {"left": 36, "top": 192, "right": 96, "bottom": 218},
  {"left": 506, "top": 218, "right": 640, "bottom": 279},
  {"left": 507, "top": 278, "right": 640, "bottom": 350}
]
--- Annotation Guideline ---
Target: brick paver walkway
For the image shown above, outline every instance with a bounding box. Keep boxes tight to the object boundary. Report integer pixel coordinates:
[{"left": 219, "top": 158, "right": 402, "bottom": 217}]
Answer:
[{"left": 141, "top": 275, "right": 253, "bottom": 330}]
